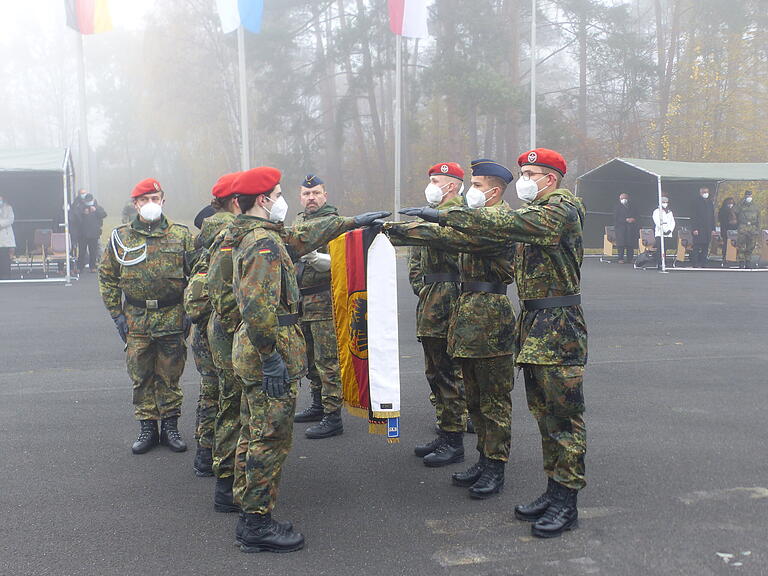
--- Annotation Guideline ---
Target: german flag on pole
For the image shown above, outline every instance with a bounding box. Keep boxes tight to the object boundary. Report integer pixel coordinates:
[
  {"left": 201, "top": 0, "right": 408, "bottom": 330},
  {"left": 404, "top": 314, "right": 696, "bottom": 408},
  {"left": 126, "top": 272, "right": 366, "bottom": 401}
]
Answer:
[
  {"left": 65, "top": 0, "right": 113, "bottom": 35},
  {"left": 329, "top": 229, "right": 401, "bottom": 442}
]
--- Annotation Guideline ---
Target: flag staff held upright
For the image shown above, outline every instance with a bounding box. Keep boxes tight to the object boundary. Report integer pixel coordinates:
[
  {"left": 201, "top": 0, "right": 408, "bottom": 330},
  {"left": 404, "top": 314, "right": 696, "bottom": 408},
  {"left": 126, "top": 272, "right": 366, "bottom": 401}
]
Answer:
[
  {"left": 394, "top": 34, "right": 403, "bottom": 221},
  {"left": 530, "top": 0, "right": 537, "bottom": 148},
  {"left": 237, "top": 25, "right": 251, "bottom": 170}
]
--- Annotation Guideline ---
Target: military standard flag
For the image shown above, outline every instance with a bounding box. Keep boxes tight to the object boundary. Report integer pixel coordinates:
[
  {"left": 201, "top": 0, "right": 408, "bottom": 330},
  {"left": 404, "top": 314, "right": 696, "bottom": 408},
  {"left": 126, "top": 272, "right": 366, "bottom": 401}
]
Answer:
[
  {"left": 216, "top": 0, "right": 264, "bottom": 34},
  {"left": 65, "top": 0, "right": 112, "bottom": 35},
  {"left": 387, "top": 0, "right": 429, "bottom": 39},
  {"left": 329, "top": 230, "right": 401, "bottom": 442}
]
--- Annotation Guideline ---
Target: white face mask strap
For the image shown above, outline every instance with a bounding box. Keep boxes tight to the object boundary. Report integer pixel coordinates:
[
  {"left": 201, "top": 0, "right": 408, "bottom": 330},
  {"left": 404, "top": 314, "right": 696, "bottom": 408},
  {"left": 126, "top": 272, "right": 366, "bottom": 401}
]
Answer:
[{"left": 111, "top": 228, "right": 147, "bottom": 266}]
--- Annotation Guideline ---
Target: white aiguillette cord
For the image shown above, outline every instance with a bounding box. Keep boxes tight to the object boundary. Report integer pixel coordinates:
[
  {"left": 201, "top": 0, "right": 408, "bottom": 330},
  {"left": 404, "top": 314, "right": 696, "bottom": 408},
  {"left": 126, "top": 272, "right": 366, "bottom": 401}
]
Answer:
[{"left": 111, "top": 228, "right": 147, "bottom": 266}]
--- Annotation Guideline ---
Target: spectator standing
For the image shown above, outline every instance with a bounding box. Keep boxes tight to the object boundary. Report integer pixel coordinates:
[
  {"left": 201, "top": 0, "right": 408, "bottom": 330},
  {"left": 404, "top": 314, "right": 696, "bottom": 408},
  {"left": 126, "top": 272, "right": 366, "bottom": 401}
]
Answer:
[
  {"left": 652, "top": 197, "right": 675, "bottom": 269},
  {"left": 0, "top": 195, "right": 15, "bottom": 279},
  {"left": 690, "top": 187, "right": 715, "bottom": 268},
  {"left": 613, "top": 193, "right": 639, "bottom": 263},
  {"left": 717, "top": 197, "right": 738, "bottom": 261},
  {"left": 73, "top": 194, "right": 107, "bottom": 273}
]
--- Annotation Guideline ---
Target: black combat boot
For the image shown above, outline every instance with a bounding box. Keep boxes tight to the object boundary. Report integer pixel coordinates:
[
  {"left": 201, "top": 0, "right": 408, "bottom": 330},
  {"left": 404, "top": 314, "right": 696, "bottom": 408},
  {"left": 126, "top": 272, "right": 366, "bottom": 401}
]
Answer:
[
  {"left": 159, "top": 416, "right": 187, "bottom": 452},
  {"left": 294, "top": 388, "right": 324, "bottom": 423},
  {"left": 239, "top": 512, "right": 305, "bottom": 553},
  {"left": 235, "top": 511, "right": 293, "bottom": 546},
  {"left": 305, "top": 409, "right": 343, "bottom": 439},
  {"left": 193, "top": 444, "right": 214, "bottom": 477},
  {"left": 214, "top": 475, "right": 240, "bottom": 513},
  {"left": 531, "top": 482, "right": 579, "bottom": 538},
  {"left": 451, "top": 455, "right": 487, "bottom": 487},
  {"left": 423, "top": 431, "right": 464, "bottom": 467},
  {"left": 414, "top": 432, "right": 446, "bottom": 457},
  {"left": 468, "top": 458, "right": 505, "bottom": 499},
  {"left": 131, "top": 420, "right": 159, "bottom": 455},
  {"left": 514, "top": 477, "right": 558, "bottom": 522}
]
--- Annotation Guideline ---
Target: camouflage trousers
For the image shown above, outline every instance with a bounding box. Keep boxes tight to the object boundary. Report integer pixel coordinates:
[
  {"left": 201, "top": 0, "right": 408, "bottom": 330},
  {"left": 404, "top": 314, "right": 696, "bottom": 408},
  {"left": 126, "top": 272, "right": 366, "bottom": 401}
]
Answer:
[
  {"left": 191, "top": 323, "right": 218, "bottom": 448},
  {"left": 302, "top": 319, "right": 342, "bottom": 413},
  {"left": 522, "top": 364, "right": 586, "bottom": 491},
  {"left": 421, "top": 337, "right": 466, "bottom": 433},
  {"left": 459, "top": 355, "right": 514, "bottom": 462},
  {"left": 207, "top": 314, "right": 243, "bottom": 479},
  {"left": 126, "top": 332, "right": 186, "bottom": 420},
  {"left": 737, "top": 229, "right": 758, "bottom": 262},
  {"left": 234, "top": 378, "right": 298, "bottom": 515}
]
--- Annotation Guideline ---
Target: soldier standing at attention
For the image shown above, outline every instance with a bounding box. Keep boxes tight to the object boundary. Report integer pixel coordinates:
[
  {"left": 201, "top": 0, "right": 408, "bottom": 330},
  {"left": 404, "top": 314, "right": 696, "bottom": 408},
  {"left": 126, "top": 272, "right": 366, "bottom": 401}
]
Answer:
[
  {"left": 407, "top": 162, "right": 468, "bottom": 467},
  {"left": 388, "top": 159, "right": 517, "bottom": 498},
  {"left": 98, "top": 178, "right": 194, "bottom": 454},
  {"left": 292, "top": 174, "right": 345, "bottom": 439},
  {"left": 399, "top": 148, "right": 587, "bottom": 538},
  {"left": 736, "top": 190, "right": 760, "bottom": 268},
  {"left": 184, "top": 174, "right": 240, "bottom": 478},
  {"left": 227, "top": 166, "right": 387, "bottom": 552}
]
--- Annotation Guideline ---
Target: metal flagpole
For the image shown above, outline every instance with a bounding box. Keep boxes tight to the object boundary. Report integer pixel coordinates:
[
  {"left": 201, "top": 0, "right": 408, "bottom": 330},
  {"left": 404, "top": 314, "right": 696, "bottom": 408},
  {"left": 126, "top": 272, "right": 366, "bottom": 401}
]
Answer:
[
  {"left": 237, "top": 25, "right": 251, "bottom": 170},
  {"left": 75, "top": 33, "right": 91, "bottom": 190},
  {"left": 530, "top": 0, "right": 537, "bottom": 148},
  {"left": 394, "top": 34, "right": 402, "bottom": 221}
]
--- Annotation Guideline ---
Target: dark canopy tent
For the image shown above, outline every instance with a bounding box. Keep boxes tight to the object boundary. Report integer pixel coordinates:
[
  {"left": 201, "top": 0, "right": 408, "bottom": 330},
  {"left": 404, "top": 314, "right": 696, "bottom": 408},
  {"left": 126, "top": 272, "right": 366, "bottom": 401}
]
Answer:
[
  {"left": 0, "top": 148, "right": 76, "bottom": 283},
  {"left": 576, "top": 158, "right": 768, "bottom": 249}
]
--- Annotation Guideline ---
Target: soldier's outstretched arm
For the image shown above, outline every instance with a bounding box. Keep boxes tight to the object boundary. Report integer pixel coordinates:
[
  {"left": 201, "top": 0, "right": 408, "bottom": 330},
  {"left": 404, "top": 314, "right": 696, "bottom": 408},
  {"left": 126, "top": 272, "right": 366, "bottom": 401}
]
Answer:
[
  {"left": 439, "top": 205, "right": 564, "bottom": 248},
  {"left": 385, "top": 220, "right": 503, "bottom": 256},
  {"left": 281, "top": 214, "right": 355, "bottom": 259},
  {"left": 238, "top": 236, "right": 282, "bottom": 359}
]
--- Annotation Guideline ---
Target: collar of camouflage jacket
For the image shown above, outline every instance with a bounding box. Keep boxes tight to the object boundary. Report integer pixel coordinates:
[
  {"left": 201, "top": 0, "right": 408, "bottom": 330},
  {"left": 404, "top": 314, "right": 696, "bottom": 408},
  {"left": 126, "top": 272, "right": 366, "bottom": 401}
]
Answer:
[
  {"left": 301, "top": 203, "right": 339, "bottom": 220},
  {"left": 534, "top": 188, "right": 574, "bottom": 206},
  {"left": 230, "top": 213, "right": 282, "bottom": 245},
  {"left": 131, "top": 214, "right": 170, "bottom": 236},
  {"left": 198, "top": 210, "right": 235, "bottom": 249}
]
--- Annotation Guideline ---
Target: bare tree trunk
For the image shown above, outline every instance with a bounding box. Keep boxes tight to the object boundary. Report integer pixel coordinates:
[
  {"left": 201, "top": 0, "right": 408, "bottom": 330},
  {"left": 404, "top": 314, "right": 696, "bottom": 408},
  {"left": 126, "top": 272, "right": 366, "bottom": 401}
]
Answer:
[
  {"left": 577, "top": 3, "right": 588, "bottom": 175},
  {"left": 656, "top": 0, "right": 681, "bottom": 158}
]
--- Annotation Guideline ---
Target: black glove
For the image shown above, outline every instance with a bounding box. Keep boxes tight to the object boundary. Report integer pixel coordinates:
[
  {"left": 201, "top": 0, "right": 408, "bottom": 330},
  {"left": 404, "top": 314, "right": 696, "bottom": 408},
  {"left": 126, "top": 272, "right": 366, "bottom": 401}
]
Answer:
[
  {"left": 398, "top": 206, "right": 440, "bottom": 223},
  {"left": 112, "top": 313, "right": 129, "bottom": 343},
  {"left": 353, "top": 211, "right": 392, "bottom": 227},
  {"left": 182, "top": 314, "right": 192, "bottom": 339},
  {"left": 262, "top": 350, "right": 289, "bottom": 398}
]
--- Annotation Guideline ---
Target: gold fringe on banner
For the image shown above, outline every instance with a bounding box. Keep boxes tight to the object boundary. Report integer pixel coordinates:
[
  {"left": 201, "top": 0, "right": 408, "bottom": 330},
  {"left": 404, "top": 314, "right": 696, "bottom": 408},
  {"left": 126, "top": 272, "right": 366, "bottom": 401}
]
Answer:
[
  {"left": 345, "top": 405, "right": 369, "bottom": 420},
  {"left": 368, "top": 422, "right": 388, "bottom": 436},
  {"left": 371, "top": 411, "right": 401, "bottom": 420}
]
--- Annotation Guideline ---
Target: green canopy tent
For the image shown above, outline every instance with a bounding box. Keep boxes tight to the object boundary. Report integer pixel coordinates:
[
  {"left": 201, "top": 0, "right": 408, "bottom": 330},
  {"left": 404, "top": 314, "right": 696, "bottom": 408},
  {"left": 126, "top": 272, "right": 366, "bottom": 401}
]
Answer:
[
  {"left": 576, "top": 158, "right": 768, "bottom": 269},
  {"left": 0, "top": 148, "right": 76, "bottom": 283}
]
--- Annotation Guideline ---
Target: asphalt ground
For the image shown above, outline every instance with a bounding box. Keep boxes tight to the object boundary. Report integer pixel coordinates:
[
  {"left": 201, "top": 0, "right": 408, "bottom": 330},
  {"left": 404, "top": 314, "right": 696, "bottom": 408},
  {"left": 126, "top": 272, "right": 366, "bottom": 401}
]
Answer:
[{"left": 1, "top": 258, "right": 767, "bottom": 576}]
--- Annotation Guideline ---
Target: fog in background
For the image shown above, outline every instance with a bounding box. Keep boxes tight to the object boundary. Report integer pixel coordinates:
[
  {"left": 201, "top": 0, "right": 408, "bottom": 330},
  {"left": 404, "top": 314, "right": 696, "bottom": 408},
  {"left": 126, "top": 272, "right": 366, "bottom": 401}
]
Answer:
[{"left": 1, "top": 0, "right": 767, "bottom": 224}]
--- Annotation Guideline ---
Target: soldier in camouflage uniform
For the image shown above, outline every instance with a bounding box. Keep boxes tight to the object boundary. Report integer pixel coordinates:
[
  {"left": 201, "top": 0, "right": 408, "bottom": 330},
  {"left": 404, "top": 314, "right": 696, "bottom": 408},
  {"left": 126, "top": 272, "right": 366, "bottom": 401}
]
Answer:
[
  {"left": 98, "top": 178, "right": 194, "bottom": 455},
  {"left": 292, "top": 174, "right": 345, "bottom": 439},
  {"left": 183, "top": 175, "right": 240, "bottom": 479},
  {"left": 406, "top": 162, "right": 468, "bottom": 467},
  {"left": 736, "top": 190, "right": 760, "bottom": 268},
  {"left": 226, "top": 166, "right": 388, "bottom": 553},
  {"left": 400, "top": 149, "right": 587, "bottom": 539},
  {"left": 388, "top": 159, "right": 517, "bottom": 498}
]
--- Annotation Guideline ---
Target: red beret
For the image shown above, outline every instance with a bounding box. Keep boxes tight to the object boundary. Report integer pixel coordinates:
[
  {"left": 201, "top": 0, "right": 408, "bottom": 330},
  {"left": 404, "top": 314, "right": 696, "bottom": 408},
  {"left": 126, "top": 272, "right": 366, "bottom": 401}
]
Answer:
[
  {"left": 428, "top": 162, "right": 464, "bottom": 181},
  {"left": 231, "top": 167, "right": 281, "bottom": 196},
  {"left": 131, "top": 178, "right": 163, "bottom": 198},
  {"left": 518, "top": 148, "right": 567, "bottom": 176},
  {"left": 211, "top": 172, "right": 240, "bottom": 199}
]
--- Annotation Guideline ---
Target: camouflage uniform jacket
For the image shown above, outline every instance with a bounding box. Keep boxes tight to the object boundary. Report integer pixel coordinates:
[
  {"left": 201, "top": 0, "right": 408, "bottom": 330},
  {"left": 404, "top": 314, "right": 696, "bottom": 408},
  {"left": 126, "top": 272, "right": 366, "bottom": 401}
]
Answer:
[
  {"left": 184, "top": 211, "right": 236, "bottom": 325},
  {"left": 388, "top": 202, "right": 516, "bottom": 359},
  {"left": 230, "top": 213, "right": 354, "bottom": 382},
  {"left": 407, "top": 196, "right": 463, "bottom": 339},
  {"left": 99, "top": 215, "right": 193, "bottom": 336},
  {"left": 294, "top": 204, "right": 338, "bottom": 322},
  {"left": 208, "top": 223, "right": 240, "bottom": 335},
  {"left": 737, "top": 201, "right": 760, "bottom": 233},
  {"left": 440, "top": 188, "right": 587, "bottom": 366}
]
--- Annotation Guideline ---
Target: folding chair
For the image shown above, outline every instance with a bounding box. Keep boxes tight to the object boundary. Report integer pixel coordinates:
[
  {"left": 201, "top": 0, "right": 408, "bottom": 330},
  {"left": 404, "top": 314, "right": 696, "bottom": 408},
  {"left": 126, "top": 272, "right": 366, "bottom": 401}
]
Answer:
[
  {"left": 27, "top": 228, "right": 52, "bottom": 275},
  {"left": 45, "top": 233, "right": 74, "bottom": 276}
]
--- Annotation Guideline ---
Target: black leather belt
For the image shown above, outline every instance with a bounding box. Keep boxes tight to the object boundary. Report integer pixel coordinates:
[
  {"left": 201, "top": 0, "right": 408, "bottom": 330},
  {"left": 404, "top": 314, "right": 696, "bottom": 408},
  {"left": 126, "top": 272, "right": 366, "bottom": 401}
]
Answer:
[
  {"left": 300, "top": 284, "right": 330, "bottom": 296},
  {"left": 521, "top": 294, "right": 581, "bottom": 311},
  {"left": 278, "top": 313, "right": 300, "bottom": 326},
  {"left": 125, "top": 295, "right": 183, "bottom": 310},
  {"left": 461, "top": 281, "right": 507, "bottom": 295},
  {"left": 424, "top": 273, "right": 460, "bottom": 284}
]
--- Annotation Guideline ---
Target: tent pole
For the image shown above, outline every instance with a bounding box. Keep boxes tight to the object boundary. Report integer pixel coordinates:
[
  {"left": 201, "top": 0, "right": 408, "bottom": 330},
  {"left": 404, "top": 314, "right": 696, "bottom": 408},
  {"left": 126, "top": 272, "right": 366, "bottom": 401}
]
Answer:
[
  {"left": 657, "top": 175, "right": 666, "bottom": 273},
  {"left": 63, "top": 148, "right": 72, "bottom": 286}
]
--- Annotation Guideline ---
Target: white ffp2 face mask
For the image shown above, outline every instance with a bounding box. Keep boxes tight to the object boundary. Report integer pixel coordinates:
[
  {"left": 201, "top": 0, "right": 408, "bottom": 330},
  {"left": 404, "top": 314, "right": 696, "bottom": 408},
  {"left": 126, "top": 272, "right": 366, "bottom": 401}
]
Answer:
[
  {"left": 515, "top": 177, "right": 542, "bottom": 202},
  {"left": 139, "top": 201, "right": 163, "bottom": 222},
  {"left": 466, "top": 186, "right": 493, "bottom": 209},
  {"left": 424, "top": 182, "right": 451, "bottom": 205},
  {"left": 265, "top": 195, "right": 288, "bottom": 222}
]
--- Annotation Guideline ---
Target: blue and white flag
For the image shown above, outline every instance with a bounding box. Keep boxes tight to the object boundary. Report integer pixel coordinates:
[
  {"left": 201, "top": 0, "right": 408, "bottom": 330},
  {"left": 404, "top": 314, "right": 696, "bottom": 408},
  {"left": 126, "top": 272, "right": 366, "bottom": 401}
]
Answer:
[{"left": 216, "top": 0, "right": 263, "bottom": 34}]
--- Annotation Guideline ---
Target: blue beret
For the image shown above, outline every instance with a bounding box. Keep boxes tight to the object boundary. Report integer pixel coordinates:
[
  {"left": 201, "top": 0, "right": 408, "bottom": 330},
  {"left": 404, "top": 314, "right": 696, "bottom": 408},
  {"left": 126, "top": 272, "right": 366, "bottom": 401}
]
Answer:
[
  {"left": 470, "top": 159, "right": 514, "bottom": 184},
  {"left": 302, "top": 173, "right": 324, "bottom": 188}
]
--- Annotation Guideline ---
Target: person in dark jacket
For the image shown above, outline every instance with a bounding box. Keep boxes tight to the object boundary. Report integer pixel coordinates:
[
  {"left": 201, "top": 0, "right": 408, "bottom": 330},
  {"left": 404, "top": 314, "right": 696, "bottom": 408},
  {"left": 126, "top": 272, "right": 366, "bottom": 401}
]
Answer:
[
  {"left": 718, "top": 197, "right": 738, "bottom": 260},
  {"left": 613, "top": 193, "right": 639, "bottom": 263},
  {"left": 72, "top": 193, "right": 107, "bottom": 272},
  {"left": 690, "top": 186, "right": 715, "bottom": 268}
]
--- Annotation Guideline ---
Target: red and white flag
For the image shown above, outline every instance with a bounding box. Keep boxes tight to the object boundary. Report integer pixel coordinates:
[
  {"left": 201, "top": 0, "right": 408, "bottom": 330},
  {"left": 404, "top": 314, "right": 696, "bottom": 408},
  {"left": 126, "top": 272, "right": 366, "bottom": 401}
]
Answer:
[{"left": 388, "top": 0, "right": 429, "bottom": 39}]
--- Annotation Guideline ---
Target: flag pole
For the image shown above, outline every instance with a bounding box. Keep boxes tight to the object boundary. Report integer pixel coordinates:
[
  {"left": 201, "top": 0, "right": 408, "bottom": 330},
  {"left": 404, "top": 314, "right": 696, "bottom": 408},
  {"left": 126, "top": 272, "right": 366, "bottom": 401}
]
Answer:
[
  {"left": 237, "top": 25, "right": 251, "bottom": 170},
  {"left": 530, "top": 0, "right": 537, "bottom": 148},
  {"left": 394, "top": 34, "right": 402, "bottom": 221},
  {"left": 75, "top": 33, "right": 91, "bottom": 190}
]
